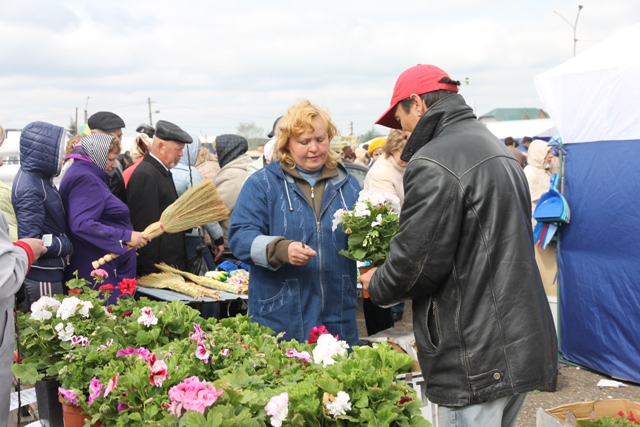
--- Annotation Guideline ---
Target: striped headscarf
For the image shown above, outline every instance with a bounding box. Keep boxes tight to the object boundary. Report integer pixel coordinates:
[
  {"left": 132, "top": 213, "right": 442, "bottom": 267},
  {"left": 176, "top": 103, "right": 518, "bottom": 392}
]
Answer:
[{"left": 79, "top": 134, "right": 115, "bottom": 171}]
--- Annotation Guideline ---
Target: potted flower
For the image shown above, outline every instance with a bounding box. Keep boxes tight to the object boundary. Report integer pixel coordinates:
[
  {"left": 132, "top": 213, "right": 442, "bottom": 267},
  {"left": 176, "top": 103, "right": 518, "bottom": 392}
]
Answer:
[
  {"left": 332, "top": 190, "right": 401, "bottom": 268},
  {"left": 70, "top": 313, "right": 430, "bottom": 426}
]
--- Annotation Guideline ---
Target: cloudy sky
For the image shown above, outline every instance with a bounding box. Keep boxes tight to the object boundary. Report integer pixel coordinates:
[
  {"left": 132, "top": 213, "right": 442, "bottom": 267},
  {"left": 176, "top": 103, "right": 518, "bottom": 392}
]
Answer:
[{"left": 1, "top": 0, "right": 638, "bottom": 139}]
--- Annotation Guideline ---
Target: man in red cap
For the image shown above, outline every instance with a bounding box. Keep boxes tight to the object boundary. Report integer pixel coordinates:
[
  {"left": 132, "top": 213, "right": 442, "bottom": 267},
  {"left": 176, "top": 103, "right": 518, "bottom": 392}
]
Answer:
[{"left": 359, "top": 65, "right": 557, "bottom": 427}]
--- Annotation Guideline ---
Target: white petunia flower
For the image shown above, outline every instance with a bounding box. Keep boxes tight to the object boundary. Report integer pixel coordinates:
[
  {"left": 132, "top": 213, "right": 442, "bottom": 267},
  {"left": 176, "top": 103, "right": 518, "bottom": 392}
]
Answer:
[
  {"left": 332, "top": 209, "right": 346, "bottom": 232},
  {"left": 326, "top": 391, "right": 352, "bottom": 417},
  {"left": 56, "top": 297, "right": 82, "bottom": 320},
  {"left": 31, "top": 296, "right": 61, "bottom": 313},
  {"left": 56, "top": 322, "right": 75, "bottom": 342},
  {"left": 77, "top": 301, "right": 93, "bottom": 318},
  {"left": 371, "top": 214, "right": 383, "bottom": 228},
  {"left": 30, "top": 310, "right": 52, "bottom": 321},
  {"left": 353, "top": 201, "right": 371, "bottom": 218},
  {"left": 265, "top": 392, "right": 288, "bottom": 427},
  {"left": 137, "top": 307, "right": 158, "bottom": 327},
  {"left": 312, "top": 334, "right": 349, "bottom": 367}
]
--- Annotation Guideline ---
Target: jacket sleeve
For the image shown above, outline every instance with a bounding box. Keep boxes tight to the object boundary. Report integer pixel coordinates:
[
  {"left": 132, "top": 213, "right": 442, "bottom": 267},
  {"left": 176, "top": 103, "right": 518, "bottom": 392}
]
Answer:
[
  {"left": 66, "top": 175, "right": 132, "bottom": 255},
  {"left": 13, "top": 182, "right": 73, "bottom": 259},
  {"left": 0, "top": 213, "right": 29, "bottom": 299},
  {"left": 228, "top": 176, "right": 281, "bottom": 271},
  {"left": 369, "top": 158, "right": 463, "bottom": 306},
  {"left": 127, "top": 167, "right": 162, "bottom": 266}
]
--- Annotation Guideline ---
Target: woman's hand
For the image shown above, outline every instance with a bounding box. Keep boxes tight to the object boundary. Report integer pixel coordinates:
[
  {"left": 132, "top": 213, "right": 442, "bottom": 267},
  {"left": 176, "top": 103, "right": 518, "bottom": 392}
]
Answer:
[
  {"left": 126, "top": 231, "right": 151, "bottom": 249},
  {"left": 212, "top": 244, "right": 224, "bottom": 261},
  {"left": 288, "top": 241, "right": 317, "bottom": 266}
]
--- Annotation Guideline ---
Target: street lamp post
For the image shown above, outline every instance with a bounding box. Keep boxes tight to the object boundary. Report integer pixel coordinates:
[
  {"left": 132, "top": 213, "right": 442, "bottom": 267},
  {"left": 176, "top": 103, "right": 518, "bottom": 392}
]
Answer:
[{"left": 554, "top": 5, "right": 584, "bottom": 57}]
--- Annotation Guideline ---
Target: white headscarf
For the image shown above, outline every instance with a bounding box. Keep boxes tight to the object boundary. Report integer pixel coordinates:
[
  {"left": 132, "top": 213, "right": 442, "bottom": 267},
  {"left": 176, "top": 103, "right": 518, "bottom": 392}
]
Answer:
[{"left": 79, "top": 134, "right": 114, "bottom": 171}]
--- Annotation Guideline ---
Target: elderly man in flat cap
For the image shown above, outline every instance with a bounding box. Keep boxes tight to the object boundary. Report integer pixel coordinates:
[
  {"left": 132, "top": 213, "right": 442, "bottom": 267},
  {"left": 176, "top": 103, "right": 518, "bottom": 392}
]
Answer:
[
  {"left": 88, "top": 111, "right": 128, "bottom": 203},
  {"left": 127, "top": 120, "right": 192, "bottom": 276}
]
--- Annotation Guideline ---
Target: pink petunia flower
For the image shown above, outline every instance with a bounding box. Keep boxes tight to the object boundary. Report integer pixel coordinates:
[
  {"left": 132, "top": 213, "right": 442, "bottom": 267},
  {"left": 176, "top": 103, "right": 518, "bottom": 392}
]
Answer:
[
  {"left": 148, "top": 360, "right": 170, "bottom": 387},
  {"left": 58, "top": 387, "right": 79, "bottom": 406},
  {"left": 167, "top": 376, "right": 223, "bottom": 416},
  {"left": 189, "top": 323, "right": 205, "bottom": 342},
  {"left": 137, "top": 307, "right": 158, "bottom": 327},
  {"left": 308, "top": 325, "right": 331, "bottom": 344},
  {"left": 88, "top": 377, "right": 103, "bottom": 404},
  {"left": 104, "top": 373, "right": 119, "bottom": 397},
  {"left": 220, "top": 348, "right": 230, "bottom": 357},
  {"left": 195, "top": 341, "right": 209, "bottom": 363},
  {"left": 286, "top": 348, "right": 311, "bottom": 364},
  {"left": 117, "top": 402, "right": 129, "bottom": 413}
]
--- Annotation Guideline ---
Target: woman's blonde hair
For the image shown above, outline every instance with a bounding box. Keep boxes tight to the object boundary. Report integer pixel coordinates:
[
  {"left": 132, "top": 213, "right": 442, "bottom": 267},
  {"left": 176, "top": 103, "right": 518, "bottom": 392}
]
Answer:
[
  {"left": 274, "top": 99, "right": 341, "bottom": 170},
  {"left": 195, "top": 147, "right": 215, "bottom": 167},
  {"left": 108, "top": 136, "right": 121, "bottom": 154},
  {"left": 382, "top": 129, "right": 405, "bottom": 158},
  {"left": 65, "top": 134, "right": 82, "bottom": 156}
]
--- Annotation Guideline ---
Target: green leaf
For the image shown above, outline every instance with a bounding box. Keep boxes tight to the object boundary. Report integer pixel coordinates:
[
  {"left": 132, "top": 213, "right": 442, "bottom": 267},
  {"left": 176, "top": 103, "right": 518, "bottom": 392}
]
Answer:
[
  {"left": 184, "top": 411, "right": 207, "bottom": 426},
  {"left": 11, "top": 363, "right": 41, "bottom": 384},
  {"left": 205, "top": 412, "right": 223, "bottom": 427}
]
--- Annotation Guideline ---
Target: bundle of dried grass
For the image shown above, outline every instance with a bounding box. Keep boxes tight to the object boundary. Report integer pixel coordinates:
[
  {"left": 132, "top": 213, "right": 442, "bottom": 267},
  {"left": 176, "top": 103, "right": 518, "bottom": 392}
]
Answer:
[
  {"left": 156, "top": 263, "right": 246, "bottom": 295},
  {"left": 138, "top": 272, "right": 204, "bottom": 300},
  {"left": 92, "top": 180, "right": 230, "bottom": 268},
  {"left": 138, "top": 272, "right": 221, "bottom": 300}
]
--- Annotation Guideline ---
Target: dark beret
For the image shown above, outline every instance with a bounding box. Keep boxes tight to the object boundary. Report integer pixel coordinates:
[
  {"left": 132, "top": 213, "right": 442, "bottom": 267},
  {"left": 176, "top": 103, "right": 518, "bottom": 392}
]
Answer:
[
  {"left": 155, "top": 120, "right": 193, "bottom": 144},
  {"left": 87, "top": 111, "right": 125, "bottom": 131},
  {"left": 267, "top": 116, "right": 282, "bottom": 138}
]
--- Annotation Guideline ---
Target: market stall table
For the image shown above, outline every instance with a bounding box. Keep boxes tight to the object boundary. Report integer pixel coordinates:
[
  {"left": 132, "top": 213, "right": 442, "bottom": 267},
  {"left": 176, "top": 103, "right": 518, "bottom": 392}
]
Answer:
[{"left": 135, "top": 286, "right": 247, "bottom": 319}]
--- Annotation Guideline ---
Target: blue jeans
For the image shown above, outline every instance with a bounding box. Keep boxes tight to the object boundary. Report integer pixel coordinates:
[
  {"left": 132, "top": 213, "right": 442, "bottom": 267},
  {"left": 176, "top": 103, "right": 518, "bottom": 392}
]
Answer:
[{"left": 437, "top": 393, "right": 526, "bottom": 427}]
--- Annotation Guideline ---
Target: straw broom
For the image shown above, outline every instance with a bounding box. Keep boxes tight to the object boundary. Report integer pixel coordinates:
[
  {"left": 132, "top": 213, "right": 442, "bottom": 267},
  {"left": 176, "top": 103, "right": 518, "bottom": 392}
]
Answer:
[
  {"left": 92, "top": 180, "right": 230, "bottom": 268},
  {"left": 138, "top": 272, "right": 221, "bottom": 300},
  {"left": 156, "top": 263, "right": 247, "bottom": 295}
]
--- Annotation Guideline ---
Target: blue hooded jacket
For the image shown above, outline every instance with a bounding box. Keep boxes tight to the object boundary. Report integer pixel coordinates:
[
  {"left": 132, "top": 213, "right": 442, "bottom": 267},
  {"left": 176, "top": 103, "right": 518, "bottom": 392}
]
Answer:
[
  {"left": 170, "top": 134, "right": 223, "bottom": 242},
  {"left": 12, "top": 121, "right": 73, "bottom": 282}
]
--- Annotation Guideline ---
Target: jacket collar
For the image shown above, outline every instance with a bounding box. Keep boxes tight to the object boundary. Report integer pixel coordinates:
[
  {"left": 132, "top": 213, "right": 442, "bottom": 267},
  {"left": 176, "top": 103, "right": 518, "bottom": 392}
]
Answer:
[
  {"left": 144, "top": 153, "right": 173, "bottom": 177},
  {"left": 266, "top": 160, "right": 348, "bottom": 187},
  {"left": 401, "top": 93, "right": 476, "bottom": 162}
]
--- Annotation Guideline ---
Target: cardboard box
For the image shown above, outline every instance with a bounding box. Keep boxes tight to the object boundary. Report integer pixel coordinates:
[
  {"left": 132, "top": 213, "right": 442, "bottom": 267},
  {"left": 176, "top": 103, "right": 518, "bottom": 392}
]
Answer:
[{"left": 536, "top": 399, "right": 640, "bottom": 426}]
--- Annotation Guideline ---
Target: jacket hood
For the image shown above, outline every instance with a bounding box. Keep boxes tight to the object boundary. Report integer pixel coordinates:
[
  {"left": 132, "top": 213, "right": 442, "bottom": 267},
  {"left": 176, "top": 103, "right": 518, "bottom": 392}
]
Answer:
[
  {"left": 216, "top": 134, "right": 248, "bottom": 169},
  {"left": 401, "top": 94, "right": 476, "bottom": 162},
  {"left": 178, "top": 133, "right": 201, "bottom": 167},
  {"left": 19, "top": 121, "right": 66, "bottom": 177},
  {"left": 527, "top": 139, "right": 551, "bottom": 170}
]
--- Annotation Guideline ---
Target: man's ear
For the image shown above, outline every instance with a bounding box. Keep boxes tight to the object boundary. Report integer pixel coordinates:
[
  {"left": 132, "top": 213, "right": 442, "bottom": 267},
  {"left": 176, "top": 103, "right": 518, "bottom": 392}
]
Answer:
[{"left": 410, "top": 94, "right": 428, "bottom": 115}]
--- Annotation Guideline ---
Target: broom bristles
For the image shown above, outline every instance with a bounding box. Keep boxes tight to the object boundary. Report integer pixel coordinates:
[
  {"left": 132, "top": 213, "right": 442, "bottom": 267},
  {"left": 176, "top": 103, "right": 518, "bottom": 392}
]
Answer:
[
  {"left": 158, "top": 180, "right": 230, "bottom": 233},
  {"left": 156, "top": 263, "right": 246, "bottom": 295}
]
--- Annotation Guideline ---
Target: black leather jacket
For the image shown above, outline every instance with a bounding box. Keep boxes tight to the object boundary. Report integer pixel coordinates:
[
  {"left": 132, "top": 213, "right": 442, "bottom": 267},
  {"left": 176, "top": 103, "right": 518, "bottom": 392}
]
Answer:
[{"left": 369, "top": 94, "right": 557, "bottom": 406}]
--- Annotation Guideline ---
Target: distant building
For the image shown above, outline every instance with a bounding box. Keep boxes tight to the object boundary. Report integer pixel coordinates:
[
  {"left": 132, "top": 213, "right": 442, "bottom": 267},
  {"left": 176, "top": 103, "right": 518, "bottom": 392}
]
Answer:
[{"left": 478, "top": 108, "right": 549, "bottom": 124}]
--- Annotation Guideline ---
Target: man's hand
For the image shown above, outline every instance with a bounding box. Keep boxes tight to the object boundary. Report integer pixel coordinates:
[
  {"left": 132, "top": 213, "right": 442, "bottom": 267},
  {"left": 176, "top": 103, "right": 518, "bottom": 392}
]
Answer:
[
  {"left": 126, "top": 231, "right": 151, "bottom": 249},
  {"left": 19, "top": 238, "right": 47, "bottom": 261},
  {"left": 212, "top": 244, "right": 224, "bottom": 262},
  {"left": 357, "top": 267, "right": 378, "bottom": 291},
  {"left": 288, "top": 241, "right": 317, "bottom": 266}
]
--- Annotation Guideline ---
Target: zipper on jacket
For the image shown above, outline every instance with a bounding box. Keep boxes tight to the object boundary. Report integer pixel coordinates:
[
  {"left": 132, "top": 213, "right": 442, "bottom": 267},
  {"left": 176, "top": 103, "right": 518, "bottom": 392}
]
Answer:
[{"left": 316, "top": 220, "right": 324, "bottom": 313}]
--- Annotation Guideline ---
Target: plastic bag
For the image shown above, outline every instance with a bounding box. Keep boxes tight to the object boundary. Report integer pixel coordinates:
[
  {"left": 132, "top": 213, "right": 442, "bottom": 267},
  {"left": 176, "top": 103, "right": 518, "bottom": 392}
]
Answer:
[{"left": 187, "top": 245, "right": 209, "bottom": 276}]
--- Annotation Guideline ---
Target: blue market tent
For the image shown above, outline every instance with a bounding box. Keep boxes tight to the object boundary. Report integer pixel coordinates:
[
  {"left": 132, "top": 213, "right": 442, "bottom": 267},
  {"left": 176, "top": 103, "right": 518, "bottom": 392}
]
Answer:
[{"left": 534, "top": 22, "right": 640, "bottom": 382}]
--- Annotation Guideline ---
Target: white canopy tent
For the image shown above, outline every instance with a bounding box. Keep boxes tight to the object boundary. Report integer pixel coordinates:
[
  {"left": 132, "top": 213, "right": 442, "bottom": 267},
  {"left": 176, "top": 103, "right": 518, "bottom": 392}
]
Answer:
[{"left": 482, "top": 118, "right": 556, "bottom": 141}]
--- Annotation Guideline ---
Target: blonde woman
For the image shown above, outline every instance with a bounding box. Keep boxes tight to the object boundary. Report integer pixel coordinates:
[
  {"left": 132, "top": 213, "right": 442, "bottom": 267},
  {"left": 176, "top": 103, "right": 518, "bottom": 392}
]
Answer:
[{"left": 229, "top": 99, "right": 362, "bottom": 346}]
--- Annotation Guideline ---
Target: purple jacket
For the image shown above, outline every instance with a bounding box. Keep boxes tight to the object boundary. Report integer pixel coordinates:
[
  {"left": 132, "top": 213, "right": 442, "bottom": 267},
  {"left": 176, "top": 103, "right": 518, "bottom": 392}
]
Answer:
[{"left": 59, "top": 158, "right": 136, "bottom": 302}]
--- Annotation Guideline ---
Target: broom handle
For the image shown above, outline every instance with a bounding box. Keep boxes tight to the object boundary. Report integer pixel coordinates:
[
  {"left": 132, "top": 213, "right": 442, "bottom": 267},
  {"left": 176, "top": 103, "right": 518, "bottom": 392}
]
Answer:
[{"left": 92, "top": 248, "right": 134, "bottom": 269}]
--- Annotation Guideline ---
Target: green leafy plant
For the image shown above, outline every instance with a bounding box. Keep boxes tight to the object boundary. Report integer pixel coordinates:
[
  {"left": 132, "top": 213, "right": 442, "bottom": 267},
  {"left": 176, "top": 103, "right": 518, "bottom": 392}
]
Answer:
[
  {"left": 578, "top": 410, "right": 640, "bottom": 426},
  {"left": 332, "top": 190, "right": 401, "bottom": 267}
]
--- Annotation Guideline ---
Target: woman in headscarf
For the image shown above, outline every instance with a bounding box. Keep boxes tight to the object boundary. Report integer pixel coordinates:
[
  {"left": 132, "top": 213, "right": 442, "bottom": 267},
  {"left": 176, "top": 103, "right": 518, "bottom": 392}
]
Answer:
[
  {"left": 524, "top": 139, "right": 558, "bottom": 297},
  {"left": 59, "top": 134, "right": 150, "bottom": 302},
  {"left": 212, "top": 134, "right": 253, "bottom": 257}
]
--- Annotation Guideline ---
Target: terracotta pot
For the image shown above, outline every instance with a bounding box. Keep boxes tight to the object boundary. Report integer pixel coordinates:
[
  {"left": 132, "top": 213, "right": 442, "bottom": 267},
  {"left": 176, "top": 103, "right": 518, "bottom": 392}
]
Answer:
[
  {"left": 358, "top": 266, "right": 373, "bottom": 299},
  {"left": 58, "top": 395, "right": 102, "bottom": 427}
]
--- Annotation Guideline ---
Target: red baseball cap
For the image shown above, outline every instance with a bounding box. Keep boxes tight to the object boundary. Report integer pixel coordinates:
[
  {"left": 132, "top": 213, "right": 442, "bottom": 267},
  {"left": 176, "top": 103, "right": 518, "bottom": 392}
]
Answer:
[{"left": 375, "top": 64, "right": 458, "bottom": 129}]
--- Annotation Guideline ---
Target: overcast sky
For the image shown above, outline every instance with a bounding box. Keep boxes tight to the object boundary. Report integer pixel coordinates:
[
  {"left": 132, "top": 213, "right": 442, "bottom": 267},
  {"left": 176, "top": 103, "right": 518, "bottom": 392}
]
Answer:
[{"left": 1, "top": 0, "right": 638, "bottom": 139}]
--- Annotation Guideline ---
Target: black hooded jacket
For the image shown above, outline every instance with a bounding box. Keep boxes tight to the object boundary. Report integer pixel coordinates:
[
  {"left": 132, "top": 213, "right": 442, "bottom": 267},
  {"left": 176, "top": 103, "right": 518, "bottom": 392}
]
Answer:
[{"left": 369, "top": 94, "right": 557, "bottom": 406}]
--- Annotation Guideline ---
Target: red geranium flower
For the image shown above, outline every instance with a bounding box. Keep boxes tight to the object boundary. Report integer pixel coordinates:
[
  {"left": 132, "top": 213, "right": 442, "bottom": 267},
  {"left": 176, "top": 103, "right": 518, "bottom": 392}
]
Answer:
[
  {"left": 99, "top": 284, "right": 114, "bottom": 292},
  {"left": 398, "top": 396, "right": 413, "bottom": 405},
  {"left": 116, "top": 278, "right": 138, "bottom": 297},
  {"left": 308, "top": 325, "right": 331, "bottom": 344},
  {"left": 68, "top": 289, "right": 81, "bottom": 295}
]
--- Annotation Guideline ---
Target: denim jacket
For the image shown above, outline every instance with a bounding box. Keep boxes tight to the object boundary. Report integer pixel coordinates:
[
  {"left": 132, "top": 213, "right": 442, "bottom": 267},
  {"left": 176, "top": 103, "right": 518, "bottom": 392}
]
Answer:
[{"left": 229, "top": 161, "right": 361, "bottom": 346}]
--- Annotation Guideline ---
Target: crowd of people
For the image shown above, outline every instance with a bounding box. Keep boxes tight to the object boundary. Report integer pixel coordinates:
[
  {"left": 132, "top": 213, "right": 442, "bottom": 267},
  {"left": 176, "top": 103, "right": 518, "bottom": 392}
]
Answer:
[{"left": 0, "top": 63, "right": 561, "bottom": 427}]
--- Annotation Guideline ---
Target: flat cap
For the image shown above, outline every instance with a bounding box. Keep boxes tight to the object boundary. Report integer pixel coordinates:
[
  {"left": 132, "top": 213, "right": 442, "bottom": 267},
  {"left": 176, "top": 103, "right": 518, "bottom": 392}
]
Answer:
[
  {"left": 155, "top": 120, "right": 192, "bottom": 144},
  {"left": 87, "top": 111, "right": 126, "bottom": 131}
]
